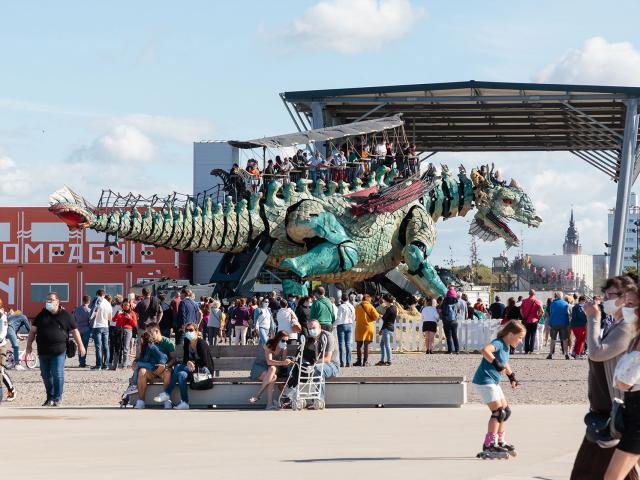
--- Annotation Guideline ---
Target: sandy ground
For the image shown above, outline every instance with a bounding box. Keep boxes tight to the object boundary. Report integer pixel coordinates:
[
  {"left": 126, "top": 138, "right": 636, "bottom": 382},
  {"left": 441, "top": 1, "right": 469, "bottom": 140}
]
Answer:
[
  {"left": 0, "top": 405, "right": 587, "bottom": 480},
  {"left": 2, "top": 341, "right": 589, "bottom": 407}
]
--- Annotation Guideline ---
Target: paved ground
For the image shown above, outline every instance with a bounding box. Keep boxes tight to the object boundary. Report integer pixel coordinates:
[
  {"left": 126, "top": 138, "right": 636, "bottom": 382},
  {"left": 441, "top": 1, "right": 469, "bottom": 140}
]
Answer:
[
  {"left": 0, "top": 405, "right": 585, "bottom": 479},
  {"left": 4, "top": 348, "right": 589, "bottom": 406}
]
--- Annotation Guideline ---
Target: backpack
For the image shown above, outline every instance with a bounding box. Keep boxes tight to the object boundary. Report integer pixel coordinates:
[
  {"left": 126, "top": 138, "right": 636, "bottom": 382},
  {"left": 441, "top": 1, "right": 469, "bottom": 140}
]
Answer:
[{"left": 441, "top": 299, "right": 457, "bottom": 322}]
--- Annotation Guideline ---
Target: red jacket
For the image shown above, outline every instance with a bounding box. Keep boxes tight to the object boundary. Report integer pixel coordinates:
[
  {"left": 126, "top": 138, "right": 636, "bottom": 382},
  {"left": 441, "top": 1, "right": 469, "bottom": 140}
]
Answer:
[{"left": 114, "top": 310, "right": 138, "bottom": 330}]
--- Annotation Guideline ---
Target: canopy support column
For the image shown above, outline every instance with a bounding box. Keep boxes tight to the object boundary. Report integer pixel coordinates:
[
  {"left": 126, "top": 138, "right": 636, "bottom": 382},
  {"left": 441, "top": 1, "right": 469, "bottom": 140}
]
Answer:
[
  {"left": 609, "top": 98, "right": 639, "bottom": 275},
  {"left": 311, "top": 101, "right": 326, "bottom": 154}
]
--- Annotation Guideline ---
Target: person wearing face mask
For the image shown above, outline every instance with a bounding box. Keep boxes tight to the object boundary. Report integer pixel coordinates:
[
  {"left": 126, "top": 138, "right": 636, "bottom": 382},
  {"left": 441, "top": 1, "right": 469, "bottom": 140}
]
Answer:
[
  {"left": 254, "top": 300, "right": 274, "bottom": 346},
  {"left": 604, "top": 282, "right": 640, "bottom": 480},
  {"left": 26, "top": 292, "right": 86, "bottom": 407},
  {"left": 111, "top": 300, "right": 138, "bottom": 369},
  {"left": 295, "top": 296, "right": 312, "bottom": 335},
  {"left": 570, "top": 296, "right": 588, "bottom": 358},
  {"left": 153, "top": 322, "right": 214, "bottom": 410},
  {"left": 570, "top": 274, "right": 639, "bottom": 480},
  {"left": 248, "top": 331, "right": 293, "bottom": 409}
]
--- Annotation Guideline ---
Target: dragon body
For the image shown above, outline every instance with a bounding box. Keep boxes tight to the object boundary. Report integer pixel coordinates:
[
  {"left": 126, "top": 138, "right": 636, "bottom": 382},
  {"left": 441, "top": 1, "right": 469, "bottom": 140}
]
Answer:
[{"left": 49, "top": 165, "right": 541, "bottom": 298}]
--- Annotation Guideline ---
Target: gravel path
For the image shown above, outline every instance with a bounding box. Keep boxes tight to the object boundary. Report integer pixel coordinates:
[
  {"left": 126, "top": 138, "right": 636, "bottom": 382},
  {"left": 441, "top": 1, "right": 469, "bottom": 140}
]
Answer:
[{"left": 2, "top": 348, "right": 589, "bottom": 407}]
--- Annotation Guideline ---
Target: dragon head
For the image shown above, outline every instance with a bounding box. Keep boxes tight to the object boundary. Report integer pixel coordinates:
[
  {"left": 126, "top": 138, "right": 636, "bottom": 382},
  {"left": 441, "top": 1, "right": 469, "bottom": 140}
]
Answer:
[
  {"left": 469, "top": 165, "right": 542, "bottom": 247},
  {"left": 48, "top": 186, "right": 97, "bottom": 229}
]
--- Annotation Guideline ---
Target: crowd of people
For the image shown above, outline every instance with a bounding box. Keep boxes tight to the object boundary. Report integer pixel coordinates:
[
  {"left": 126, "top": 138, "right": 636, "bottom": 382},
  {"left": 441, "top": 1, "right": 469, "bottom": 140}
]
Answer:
[
  {"left": 230, "top": 141, "right": 419, "bottom": 194},
  {"left": 1, "top": 273, "right": 639, "bottom": 478}
]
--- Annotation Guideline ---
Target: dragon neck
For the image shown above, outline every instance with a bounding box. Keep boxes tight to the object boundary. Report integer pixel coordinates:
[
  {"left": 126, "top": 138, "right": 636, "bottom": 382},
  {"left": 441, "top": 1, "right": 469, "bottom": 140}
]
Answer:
[{"left": 422, "top": 174, "right": 475, "bottom": 222}]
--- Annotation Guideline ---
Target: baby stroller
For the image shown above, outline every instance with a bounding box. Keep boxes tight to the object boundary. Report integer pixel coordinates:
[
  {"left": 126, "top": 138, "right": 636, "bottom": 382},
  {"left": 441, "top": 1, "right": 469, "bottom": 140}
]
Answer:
[{"left": 280, "top": 335, "right": 326, "bottom": 410}]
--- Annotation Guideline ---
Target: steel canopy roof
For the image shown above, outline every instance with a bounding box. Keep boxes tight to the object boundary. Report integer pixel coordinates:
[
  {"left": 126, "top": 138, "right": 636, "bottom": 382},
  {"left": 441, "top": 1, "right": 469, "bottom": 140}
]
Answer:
[{"left": 281, "top": 80, "right": 640, "bottom": 155}]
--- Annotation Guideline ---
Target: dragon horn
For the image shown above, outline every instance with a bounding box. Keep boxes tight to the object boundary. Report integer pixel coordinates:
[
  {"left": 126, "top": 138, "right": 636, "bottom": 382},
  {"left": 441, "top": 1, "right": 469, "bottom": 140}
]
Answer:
[{"left": 509, "top": 178, "right": 521, "bottom": 188}]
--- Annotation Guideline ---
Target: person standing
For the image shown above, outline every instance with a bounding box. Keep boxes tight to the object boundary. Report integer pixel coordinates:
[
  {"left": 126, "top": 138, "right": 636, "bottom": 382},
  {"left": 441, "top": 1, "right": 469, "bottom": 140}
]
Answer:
[
  {"left": 176, "top": 288, "right": 200, "bottom": 346},
  {"left": 335, "top": 294, "right": 355, "bottom": 367},
  {"left": 134, "top": 287, "right": 162, "bottom": 332},
  {"left": 73, "top": 296, "right": 92, "bottom": 368},
  {"left": 354, "top": 294, "right": 379, "bottom": 366},
  {"left": 309, "top": 287, "right": 335, "bottom": 332},
  {"left": 0, "top": 302, "right": 16, "bottom": 402},
  {"left": 26, "top": 292, "right": 86, "bottom": 406},
  {"left": 91, "top": 289, "right": 112, "bottom": 370},
  {"left": 421, "top": 298, "right": 440, "bottom": 354},
  {"left": 440, "top": 288, "right": 460, "bottom": 354},
  {"left": 547, "top": 291, "right": 571, "bottom": 360},
  {"left": 276, "top": 299, "right": 300, "bottom": 345},
  {"left": 571, "top": 296, "right": 588, "bottom": 358},
  {"left": 489, "top": 296, "right": 506, "bottom": 320},
  {"left": 519, "top": 289, "right": 542, "bottom": 354},
  {"left": 294, "top": 296, "right": 312, "bottom": 335},
  {"left": 207, "top": 299, "right": 222, "bottom": 347},
  {"left": 254, "top": 299, "right": 273, "bottom": 346},
  {"left": 376, "top": 294, "right": 397, "bottom": 366},
  {"left": 169, "top": 293, "right": 182, "bottom": 339},
  {"left": 570, "top": 275, "right": 638, "bottom": 480},
  {"left": 232, "top": 298, "right": 251, "bottom": 345},
  {"left": 111, "top": 299, "right": 137, "bottom": 368}
]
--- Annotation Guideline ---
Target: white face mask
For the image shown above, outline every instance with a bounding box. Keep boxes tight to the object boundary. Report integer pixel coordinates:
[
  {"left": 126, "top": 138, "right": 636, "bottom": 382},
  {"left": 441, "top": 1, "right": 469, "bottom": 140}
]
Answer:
[
  {"left": 603, "top": 298, "right": 621, "bottom": 316},
  {"left": 622, "top": 307, "right": 637, "bottom": 323}
]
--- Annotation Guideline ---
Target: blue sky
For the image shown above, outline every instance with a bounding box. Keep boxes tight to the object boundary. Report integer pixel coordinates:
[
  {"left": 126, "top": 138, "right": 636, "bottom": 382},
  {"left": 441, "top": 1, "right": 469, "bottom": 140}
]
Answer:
[{"left": 1, "top": 0, "right": 639, "bottom": 267}]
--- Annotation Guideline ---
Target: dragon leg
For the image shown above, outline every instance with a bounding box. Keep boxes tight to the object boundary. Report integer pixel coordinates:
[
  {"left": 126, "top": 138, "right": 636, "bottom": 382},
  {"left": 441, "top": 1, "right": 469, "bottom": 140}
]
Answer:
[
  {"left": 280, "top": 203, "right": 359, "bottom": 278},
  {"left": 399, "top": 207, "right": 447, "bottom": 298},
  {"left": 280, "top": 241, "right": 358, "bottom": 278}
]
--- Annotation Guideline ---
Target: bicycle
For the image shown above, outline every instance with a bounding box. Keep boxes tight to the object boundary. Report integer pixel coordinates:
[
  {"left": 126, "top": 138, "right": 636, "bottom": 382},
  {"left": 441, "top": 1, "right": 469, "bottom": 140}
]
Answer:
[{"left": 5, "top": 350, "right": 38, "bottom": 369}]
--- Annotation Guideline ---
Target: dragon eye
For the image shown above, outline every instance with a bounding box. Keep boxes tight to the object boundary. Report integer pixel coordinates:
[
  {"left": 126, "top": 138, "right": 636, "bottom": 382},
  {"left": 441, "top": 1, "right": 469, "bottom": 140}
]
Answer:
[{"left": 503, "top": 199, "right": 513, "bottom": 205}]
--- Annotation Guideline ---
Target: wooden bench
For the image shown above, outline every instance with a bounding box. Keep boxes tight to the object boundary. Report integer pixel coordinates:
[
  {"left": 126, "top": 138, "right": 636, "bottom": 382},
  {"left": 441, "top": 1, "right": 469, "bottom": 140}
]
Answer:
[{"left": 131, "top": 345, "right": 467, "bottom": 408}]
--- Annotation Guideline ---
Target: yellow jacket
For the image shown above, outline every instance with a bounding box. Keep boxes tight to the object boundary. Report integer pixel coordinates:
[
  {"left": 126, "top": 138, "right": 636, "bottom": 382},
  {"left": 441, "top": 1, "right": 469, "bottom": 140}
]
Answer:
[{"left": 354, "top": 301, "right": 379, "bottom": 342}]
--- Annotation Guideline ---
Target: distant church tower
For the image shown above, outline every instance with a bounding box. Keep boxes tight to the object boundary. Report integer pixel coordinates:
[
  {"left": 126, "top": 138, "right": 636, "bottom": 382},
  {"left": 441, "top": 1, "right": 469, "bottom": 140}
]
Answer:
[{"left": 563, "top": 209, "right": 582, "bottom": 255}]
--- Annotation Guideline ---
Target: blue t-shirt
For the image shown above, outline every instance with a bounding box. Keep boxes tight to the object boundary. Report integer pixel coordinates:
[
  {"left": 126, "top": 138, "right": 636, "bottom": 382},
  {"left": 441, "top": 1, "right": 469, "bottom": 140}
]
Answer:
[
  {"left": 472, "top": 338, "right": 509, "bottom": 385},
  {"left": 549, "top": 299, "right": 570, "bottom": 327}
]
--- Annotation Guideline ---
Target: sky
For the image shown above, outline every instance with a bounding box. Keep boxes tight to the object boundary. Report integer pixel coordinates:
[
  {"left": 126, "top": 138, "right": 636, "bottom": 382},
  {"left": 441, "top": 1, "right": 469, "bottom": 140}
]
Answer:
[{"left": 1, "top": 0, "right": 639, "bottom": 268}]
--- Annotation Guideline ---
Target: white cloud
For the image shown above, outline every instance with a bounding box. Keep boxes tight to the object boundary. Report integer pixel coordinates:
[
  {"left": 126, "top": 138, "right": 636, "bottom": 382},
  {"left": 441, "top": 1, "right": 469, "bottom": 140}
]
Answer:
[
  {"left": 535, "top": 37, "right": 640, "bottom": 85},
  {"left": 0, "top": 152, "right": 32, "bottom": 196},
  {"left": 102, "top": 114, "right": 216, "bottom": 144},
  {"left": 284, "top": 0, "right": 426, "bottom": 54},
  {"left": 72, "top": 125, "right": 155, "bottom": 163}
]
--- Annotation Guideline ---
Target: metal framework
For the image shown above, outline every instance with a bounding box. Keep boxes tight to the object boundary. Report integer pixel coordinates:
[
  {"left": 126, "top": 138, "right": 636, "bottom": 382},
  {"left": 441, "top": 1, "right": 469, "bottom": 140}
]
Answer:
[{"left": 281, "top": 80, "right": 640, "bottom": 275}]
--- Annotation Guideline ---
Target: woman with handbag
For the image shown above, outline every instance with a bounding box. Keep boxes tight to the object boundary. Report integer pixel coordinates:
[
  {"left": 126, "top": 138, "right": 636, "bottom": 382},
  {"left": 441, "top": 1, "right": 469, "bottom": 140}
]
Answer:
[
  {"left": 276, "top": 299, "right": 301, "bottom": 345},
  {"left": 605, "top": 282, "right": 640, "bottom": 480},
  {"left": 153, "top": 322, "right": 215, "bottom": 410}
]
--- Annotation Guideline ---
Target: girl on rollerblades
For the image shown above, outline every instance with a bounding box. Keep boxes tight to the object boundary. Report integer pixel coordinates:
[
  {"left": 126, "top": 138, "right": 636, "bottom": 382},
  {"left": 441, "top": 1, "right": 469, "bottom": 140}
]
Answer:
[{"left": 472, "top": 320, "right": 525, "bottom": 459}]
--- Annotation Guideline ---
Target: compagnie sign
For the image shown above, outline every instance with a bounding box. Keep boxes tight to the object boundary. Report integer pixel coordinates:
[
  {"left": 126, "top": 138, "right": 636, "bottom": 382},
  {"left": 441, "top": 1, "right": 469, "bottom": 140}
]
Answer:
[{"left": 0, "top": 217, "right": 158, "bottom": 265}]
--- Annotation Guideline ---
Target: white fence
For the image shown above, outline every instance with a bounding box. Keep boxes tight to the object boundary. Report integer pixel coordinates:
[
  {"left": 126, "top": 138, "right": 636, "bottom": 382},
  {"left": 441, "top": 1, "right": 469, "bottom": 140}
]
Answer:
[
  {"left": 345, "top": 318, "right": 499, "bottom": 352},
  {"left": 350, "top": 318, "right": 546, "bottom": 353}
]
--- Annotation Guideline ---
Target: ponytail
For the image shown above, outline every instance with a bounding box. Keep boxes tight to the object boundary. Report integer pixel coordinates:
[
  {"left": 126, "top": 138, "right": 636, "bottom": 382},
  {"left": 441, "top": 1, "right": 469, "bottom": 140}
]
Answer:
[{"left": 497, "top": 320, "right": 525, "bottom": 339}]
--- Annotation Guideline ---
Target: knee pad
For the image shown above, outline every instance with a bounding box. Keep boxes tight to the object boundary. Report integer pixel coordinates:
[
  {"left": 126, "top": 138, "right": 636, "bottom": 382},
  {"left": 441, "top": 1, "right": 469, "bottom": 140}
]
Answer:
[
  {"left": 503, "top": 406, "right": 512, "bottom": 422},
  {"left": 491, "top": 407, "right": 507, "bottom": 422}
]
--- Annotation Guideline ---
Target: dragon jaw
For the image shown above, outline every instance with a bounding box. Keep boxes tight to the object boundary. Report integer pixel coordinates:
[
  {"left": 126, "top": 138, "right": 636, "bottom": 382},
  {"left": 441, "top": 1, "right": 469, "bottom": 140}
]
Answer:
[
  {"left": 48, "top": 187, "right": 96, "bottom": 229},
  {"left": 470, "top": 167, "right": 542, "bottom": 248}
]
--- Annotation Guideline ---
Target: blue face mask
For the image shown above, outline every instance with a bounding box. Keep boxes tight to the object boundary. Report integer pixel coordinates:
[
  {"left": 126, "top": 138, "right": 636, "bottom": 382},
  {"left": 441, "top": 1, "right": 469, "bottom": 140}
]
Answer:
[
  {"left": 307, "top": 328, "right": 319, "bottom": 338},
  {"left": 184, "top": 331, "right": 196, "bottom": 341},
  {"left": 45, "top": 302, "right": 54, "bottom": 312}
]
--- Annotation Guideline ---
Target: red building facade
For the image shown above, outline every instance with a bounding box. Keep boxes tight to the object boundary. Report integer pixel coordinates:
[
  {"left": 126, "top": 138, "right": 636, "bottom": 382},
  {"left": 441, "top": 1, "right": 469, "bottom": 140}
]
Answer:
[{"left": 0, "top": 208, "right": 191, "bottom": 318}]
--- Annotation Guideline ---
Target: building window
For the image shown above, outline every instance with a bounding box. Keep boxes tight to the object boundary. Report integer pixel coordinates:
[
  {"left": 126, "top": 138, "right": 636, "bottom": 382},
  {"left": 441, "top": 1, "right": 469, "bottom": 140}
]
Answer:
[
  {"left": 31, "top": 284, "right": 69, "bottom": 302},
  {"left": 85, "top": 283, "right": 123, "bottom": 298}
]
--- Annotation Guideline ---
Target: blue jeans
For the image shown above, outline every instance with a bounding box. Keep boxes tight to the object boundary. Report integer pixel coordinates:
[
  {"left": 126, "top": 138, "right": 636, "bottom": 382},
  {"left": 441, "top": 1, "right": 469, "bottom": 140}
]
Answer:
[
  {"left": 6, "top": 327, "right": 20, "bottom": 364},
  {"left": 336, "top": 324, "right": 352, "bottom": 367},
  {"left": 91, "top": 327, "right": 110, "bottom": 368},
  {"left": 78, "top": 330, "right": 91, "bottom": 367},
  {"left": 39, "top": 352, "right": 66, "bottom": 402},
  {"left": 166, "top": 363, "right": 190, "bottom": 403},
  {"left": 313, "top": 362, "right": 339, "bottom": 399},
  {"left": 379, "top": 328, "right": 393, "bottom": 363},
  {"left": 258, "top": 328, "right": 269, "bottom": 346}
]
